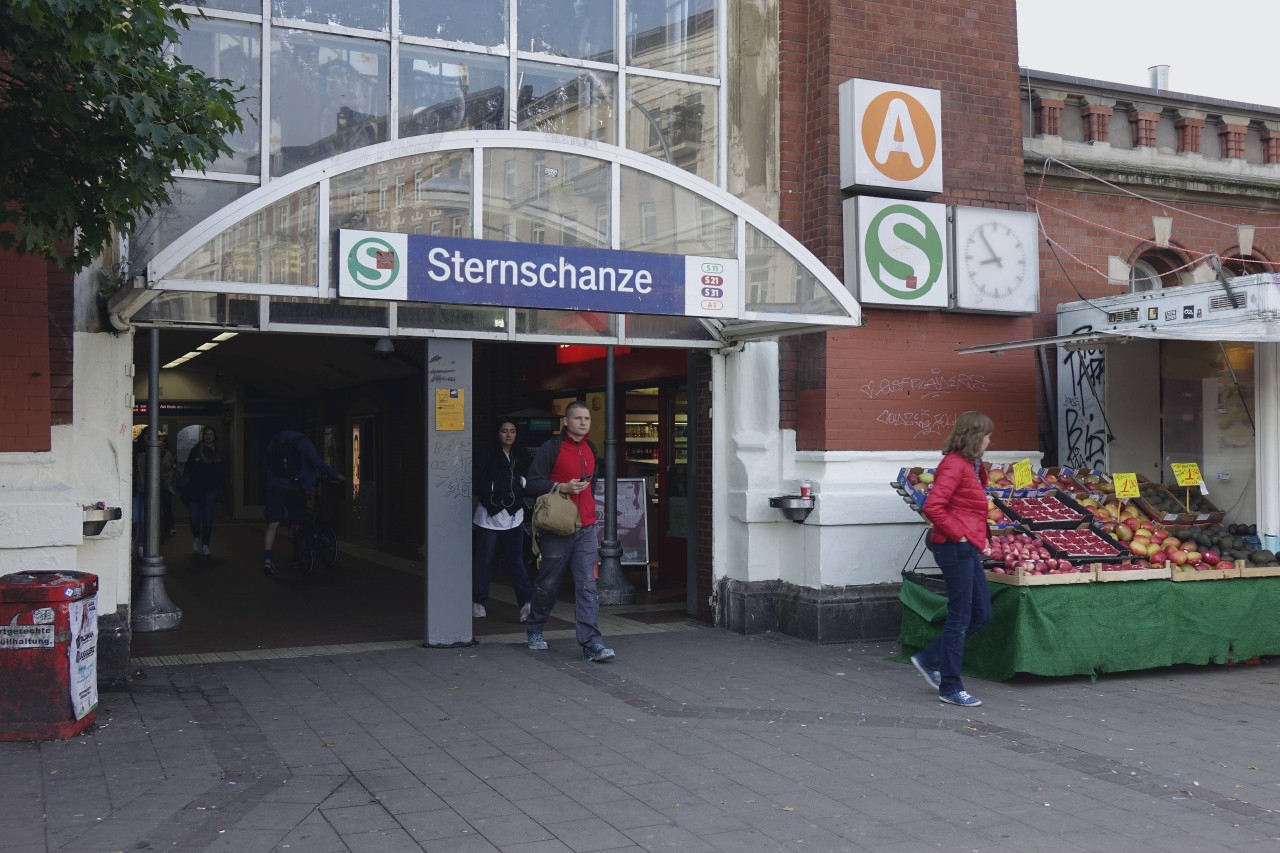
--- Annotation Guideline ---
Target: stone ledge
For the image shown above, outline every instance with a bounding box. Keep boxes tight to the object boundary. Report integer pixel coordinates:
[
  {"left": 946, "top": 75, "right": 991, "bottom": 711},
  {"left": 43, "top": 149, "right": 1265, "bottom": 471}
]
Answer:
[{"left": 717, "top": 578, "right": 901, "bottom": 643}]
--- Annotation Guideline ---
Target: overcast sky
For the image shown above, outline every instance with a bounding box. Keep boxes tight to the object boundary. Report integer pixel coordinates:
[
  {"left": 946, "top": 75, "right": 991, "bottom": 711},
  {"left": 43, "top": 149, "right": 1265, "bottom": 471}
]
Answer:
[{"left": 1016, "top": 0, "right": 1280, "bottom": 109}]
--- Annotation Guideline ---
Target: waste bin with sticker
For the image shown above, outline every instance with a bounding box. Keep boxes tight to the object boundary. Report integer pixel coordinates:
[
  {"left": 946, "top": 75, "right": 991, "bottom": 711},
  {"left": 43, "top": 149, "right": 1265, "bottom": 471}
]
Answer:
[{"left": 0, "top": 571, "right": 99, "bottom": 741}]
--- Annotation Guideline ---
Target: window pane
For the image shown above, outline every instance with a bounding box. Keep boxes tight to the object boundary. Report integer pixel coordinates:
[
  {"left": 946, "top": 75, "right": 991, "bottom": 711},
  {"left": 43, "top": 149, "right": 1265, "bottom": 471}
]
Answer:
[
  {"left": 482, "top": 149, "right": 609, "bottom": 247},
  {"left": 626, "top": 76, "right": 716, "bottom": 181},
  {"left": 518, "top": 0, "right": 615, "bottom": 62},
  {"left": 190, "top": 0, "right": 261, "bottom": 13},
  {"left": 627, "top": 0, "right": 716, "bottom": 77},
  {"left": 517, "top": 62, "right": 616, "bottom": 143},
  {"left": 175, "top": 19, "right": 262, "bottom": 176},
  {"left": 400, "top": 303, "right": 508, "bottom": 332},
  {"left": 400, "top": 47, "right": 507, "bottom": 137},
  {"left": 401, "top": 0, "right": 506, "bottom": 46},
  {"left": 272, "top": 0, "right": 389, "bottom": 32},
  {"left": 170, "top": 187, "right": 319, "bottom": 286},
  {"left": 330, "top": 151, "right": 472, "bottom": 236},
  {"left": 618, "top": 166, "right": 733, "bottom": 255},
  {"left": 743, "top": 225, "right": 845, "bottom": 317},
  {"left": 271, "top": 30, "right": 390, "bottom": 176},
  {"left": 134, "top": 180, "right": 253, "bottom": 271},
  {"left": 269, "top": 296, "right": 388, "bottom": 325},
  {"left": 515, "top": 310, "right": 617, "bottom": 336},
  {"left": 132, "top": 292, "right": 258, "bottom": 327},
  {"left": 625, "top": 314, "right": 715, "bottom": 341}
]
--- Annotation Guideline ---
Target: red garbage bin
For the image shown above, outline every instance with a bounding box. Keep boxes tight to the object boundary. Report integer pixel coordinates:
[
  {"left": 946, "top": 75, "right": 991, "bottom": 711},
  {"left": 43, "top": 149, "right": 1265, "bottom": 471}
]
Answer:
[{"left": 0, "top": 571, "right": 99, "bottom": 742}]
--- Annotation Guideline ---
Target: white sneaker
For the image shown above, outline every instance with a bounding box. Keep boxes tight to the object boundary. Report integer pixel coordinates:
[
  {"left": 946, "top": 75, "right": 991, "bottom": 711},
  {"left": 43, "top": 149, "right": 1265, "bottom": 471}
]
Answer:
[
  {"left": 472, "top": 602, "right": 486, "bottom": 617},
  {"left": 519, "top": 602, "right": 531, "bottom": 623},
  {"left": 192, "top": 539, "right": 200, "bottom": 553},
  {"left": 201, "top": 544, "right": 210, "bottom": 556}
]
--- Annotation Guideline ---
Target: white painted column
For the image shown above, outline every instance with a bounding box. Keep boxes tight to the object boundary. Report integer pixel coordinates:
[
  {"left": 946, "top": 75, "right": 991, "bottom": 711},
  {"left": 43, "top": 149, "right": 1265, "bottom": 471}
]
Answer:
[{"left": 1255, "top": 343, "right": 1280, "bottom": 551}]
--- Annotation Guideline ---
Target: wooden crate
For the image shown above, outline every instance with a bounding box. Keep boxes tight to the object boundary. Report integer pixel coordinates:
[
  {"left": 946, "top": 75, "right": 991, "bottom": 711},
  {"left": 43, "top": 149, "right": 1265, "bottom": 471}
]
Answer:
[
  {"left": 1094, "top": 564, "right": 1172, "bottom": 582},
  {"left": 985, "top": 566, "right": 1093, "bottom": 586},
  {"left": 1239, "top": 565, "right": 1280, "bottom": 579},
  {"left": 1169, "top": 566, "right": 1241, "bottom": 582}
]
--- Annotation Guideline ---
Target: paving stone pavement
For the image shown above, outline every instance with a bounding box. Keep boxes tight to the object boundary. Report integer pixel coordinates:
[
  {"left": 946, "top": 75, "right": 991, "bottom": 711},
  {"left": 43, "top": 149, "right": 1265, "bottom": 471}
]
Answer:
[{"left": 5, "top": 624, "right": 1280, "bottom": 852}]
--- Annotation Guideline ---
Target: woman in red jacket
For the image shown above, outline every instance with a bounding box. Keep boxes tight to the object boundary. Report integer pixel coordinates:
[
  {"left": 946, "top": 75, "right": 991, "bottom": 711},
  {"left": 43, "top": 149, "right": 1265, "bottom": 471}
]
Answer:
[{"left": 914, "top": 411, "right": 995, "bottom": 708}]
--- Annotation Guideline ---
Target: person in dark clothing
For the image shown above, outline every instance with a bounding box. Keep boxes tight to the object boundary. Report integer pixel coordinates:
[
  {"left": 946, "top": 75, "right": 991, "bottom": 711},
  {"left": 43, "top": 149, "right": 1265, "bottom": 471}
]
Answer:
[
  {"left": 914, "top": 410, "right": 995, "bottom": 708},
  {"left": 471, "top": 418, "right": 534, "bottom": 621},
  {"left": 181, "top": 427, "right": 223, "bottom": 556},
  {"left": 262, "top": 427, "right": 342, "bottom": 576},
  {"left": 523, "top": 401, "right": 614, "bottom": 662}
]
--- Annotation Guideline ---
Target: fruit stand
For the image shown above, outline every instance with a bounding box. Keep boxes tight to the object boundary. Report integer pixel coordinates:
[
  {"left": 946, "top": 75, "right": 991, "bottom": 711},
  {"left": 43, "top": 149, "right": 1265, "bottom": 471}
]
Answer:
[{"left": 893, "top": 465, "right": 1280, "bottom": 678}]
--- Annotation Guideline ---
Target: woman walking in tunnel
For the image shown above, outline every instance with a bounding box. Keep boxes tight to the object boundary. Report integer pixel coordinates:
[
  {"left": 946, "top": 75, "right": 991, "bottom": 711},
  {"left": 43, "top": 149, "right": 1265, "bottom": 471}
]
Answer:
[
  {"left": 182, "top": 427, "right": 224, "bottom": 557},
  {"left": 472, "top": 418, "right": 534, "bottom": 621}
]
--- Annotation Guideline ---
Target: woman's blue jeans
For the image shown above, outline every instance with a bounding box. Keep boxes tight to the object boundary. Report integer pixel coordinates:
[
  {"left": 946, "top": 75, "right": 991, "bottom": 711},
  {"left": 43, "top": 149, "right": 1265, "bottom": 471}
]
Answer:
[
  {"left": 188, "top": 490, "right": 217, "bottom": 547},
  {"left": 473, "top": 523, "right": 532, "bottom": 607},
  {"left": 917, "top": 541, "right": 991, "bottom": 694}
]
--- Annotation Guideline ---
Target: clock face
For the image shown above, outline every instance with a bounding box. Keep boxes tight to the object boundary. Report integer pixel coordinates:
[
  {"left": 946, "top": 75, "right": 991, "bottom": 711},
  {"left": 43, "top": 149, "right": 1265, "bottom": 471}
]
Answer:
[
  {"left": 952, "top": 208, "right": 1040, "bottom": 313},
  {"left": 964, "top": 221, "right": 1028, "bottom": 298}
]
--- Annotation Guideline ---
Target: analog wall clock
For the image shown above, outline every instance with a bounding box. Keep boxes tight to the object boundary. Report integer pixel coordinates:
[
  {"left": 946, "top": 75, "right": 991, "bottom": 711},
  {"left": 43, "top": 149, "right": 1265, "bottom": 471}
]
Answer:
[{"left": 951, "top": 207, "right": 1040, "bottom": 314}]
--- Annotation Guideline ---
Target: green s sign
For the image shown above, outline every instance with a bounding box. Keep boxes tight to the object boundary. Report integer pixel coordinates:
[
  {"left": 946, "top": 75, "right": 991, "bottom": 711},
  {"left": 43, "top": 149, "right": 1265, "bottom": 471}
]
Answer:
[
  {"left": 346, "top": 236, "right": 401, "bottom": 291},
  {"left": 863, "top": 204, "right": 943, "bottom": 300}
]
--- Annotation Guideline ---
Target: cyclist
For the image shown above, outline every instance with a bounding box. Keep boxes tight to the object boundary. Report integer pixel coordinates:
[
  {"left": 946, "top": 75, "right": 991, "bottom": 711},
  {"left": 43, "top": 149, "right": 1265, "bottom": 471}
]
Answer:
[{"left": 263, "top": 424, "right": 343, "bottom": 576}]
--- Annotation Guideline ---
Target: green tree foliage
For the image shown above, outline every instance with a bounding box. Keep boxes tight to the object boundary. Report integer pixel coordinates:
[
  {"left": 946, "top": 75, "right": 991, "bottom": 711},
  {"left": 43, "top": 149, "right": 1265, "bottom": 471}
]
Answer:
[{"left": 0, "top": 1, "right": 243, "bottom": 272}]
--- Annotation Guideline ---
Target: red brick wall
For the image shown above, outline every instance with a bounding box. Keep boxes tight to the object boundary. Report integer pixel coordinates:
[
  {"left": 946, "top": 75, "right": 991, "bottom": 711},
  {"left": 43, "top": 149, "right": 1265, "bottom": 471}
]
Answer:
[
  {"left": 48, "top": 263, "right": 73, "bottom": 425},
  {"left": 0, "top": 249, "right": 53, "bottom": 451},
  {"left": 1031, "top": 188, "right": 1280, "bottom": 339},
  {"left": 779, "top": 0, "right": 1037, "bottom": 452}
]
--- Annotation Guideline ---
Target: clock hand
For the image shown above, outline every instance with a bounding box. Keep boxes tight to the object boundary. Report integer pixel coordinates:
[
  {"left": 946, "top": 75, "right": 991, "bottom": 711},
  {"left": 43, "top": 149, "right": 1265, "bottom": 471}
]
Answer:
[{"left": 978, "top": 230, "right": 1003, "bottom": 268}]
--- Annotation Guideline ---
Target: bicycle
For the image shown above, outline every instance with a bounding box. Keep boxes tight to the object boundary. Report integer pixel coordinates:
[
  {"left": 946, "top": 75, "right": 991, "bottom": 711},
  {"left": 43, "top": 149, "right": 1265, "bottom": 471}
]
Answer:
[{"left": 290, "top": 479, "right": 340, "bottom": 576}]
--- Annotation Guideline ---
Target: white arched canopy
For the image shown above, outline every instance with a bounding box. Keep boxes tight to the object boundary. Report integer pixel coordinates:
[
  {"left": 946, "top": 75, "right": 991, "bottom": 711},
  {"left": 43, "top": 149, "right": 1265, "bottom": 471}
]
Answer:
[{"left": 113, "top": 132, "right": 861, "bottom": 346}]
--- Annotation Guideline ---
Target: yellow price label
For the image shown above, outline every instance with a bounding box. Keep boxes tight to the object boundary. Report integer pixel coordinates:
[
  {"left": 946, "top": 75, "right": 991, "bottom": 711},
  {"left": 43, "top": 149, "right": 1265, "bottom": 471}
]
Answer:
[
  {"left": 1170, "top": 462, "right": 1203, "bottom": 487},
  {"left": 1112, "top": 473, "right": 1140, "bottom": 499},
  {"left": 1011, "top": 459, "right": 1033, "bottom": 490}
]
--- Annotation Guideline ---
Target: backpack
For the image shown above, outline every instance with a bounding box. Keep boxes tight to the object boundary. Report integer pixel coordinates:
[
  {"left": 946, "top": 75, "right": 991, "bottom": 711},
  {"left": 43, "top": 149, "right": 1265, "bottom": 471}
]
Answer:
[{"left": 269, "top": 435, "right": 304, "bottom": 479}]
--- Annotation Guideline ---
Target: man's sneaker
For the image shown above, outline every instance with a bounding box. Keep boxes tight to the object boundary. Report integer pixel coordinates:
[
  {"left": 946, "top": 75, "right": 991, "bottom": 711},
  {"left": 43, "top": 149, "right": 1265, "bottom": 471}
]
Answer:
[
  {"left": 939, "top": 690, "right": 982, "bottom": 707},
  {"left": 263, "top": 559, "right": 275, "bottom": 576},
  {"left": 910, "top": 653, "right": 941, "bottom": 690},
  {"left": 519, "top": 602, "right": 531, "bottom": 623},
  {"left": 201, "top": 544, "right": 211, "bottom": 556},
  {"left": 472, "top": 602, "right": 486, "bottom": 618},
  {"left": 527, "top": 633, "right": 548, "bottom": 651},
  {"left": 582, "top": 643, "right": 615, "bottom": 663},
  {"left": 192, "top": 539, "right": 200, "bottom": 553}
]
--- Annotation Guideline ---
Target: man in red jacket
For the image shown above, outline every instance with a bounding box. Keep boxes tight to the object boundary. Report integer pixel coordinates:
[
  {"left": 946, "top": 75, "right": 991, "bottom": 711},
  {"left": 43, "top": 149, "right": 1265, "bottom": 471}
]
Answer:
[{"left": 524, "top": 401, "right": 615, "bottom": 662}]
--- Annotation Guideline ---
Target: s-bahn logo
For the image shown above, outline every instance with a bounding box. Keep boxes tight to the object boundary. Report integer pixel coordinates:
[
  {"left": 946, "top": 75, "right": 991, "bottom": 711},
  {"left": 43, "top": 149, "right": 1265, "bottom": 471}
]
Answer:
[
  {"left": 852, "top": 196, "right": 948, "bottom": 308},
  {"left": 339, "top": 231, "right": 409, "bottom": 300}
]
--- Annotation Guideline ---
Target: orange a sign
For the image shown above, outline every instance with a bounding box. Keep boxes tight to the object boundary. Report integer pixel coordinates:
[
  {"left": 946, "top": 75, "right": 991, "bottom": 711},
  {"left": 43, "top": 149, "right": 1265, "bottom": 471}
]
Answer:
[{"left": 839, "top": 78, "right": 943, "bottom": 194}]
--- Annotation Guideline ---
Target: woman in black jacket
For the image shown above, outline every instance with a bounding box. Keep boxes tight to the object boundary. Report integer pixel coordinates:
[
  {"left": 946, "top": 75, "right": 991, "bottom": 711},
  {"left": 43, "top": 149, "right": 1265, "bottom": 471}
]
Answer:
[{"left": 472, "top": 418, "right": 534, "bottom": 621}]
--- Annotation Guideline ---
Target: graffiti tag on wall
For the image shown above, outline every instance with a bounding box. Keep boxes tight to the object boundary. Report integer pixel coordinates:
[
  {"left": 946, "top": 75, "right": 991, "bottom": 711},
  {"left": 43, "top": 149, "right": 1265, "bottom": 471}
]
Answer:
[
  {"left": 859, "top": 369, "right": 1007, "bottom": 400},
  {"left": 1058, "top": 324, "right": 1107, "bottom": 469}
]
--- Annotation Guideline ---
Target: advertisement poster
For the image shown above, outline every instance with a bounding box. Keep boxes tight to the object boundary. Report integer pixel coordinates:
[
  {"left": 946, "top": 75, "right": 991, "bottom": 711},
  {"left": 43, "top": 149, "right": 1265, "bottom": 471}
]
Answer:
[
  {"left": 435, "top": 388, "right": 465, "bottom": 431},
  {"left": 592, "top": 478, "right": 650, "bottom": 564},
  {"left": 68, "top": 597, "right": 98, "bottom": 720}
]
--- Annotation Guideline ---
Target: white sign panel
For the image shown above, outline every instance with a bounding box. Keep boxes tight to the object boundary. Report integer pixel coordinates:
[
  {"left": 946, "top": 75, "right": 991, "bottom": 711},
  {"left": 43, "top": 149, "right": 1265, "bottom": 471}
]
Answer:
[
  {"left": 839, "top": 78, "right": 943, "bottom": 194},
  {"left": 846, "top": 196, "right": 948, "bottom": 309},
  {"left": 951, "top": 207, "right": 1041, "bottom": 314}
]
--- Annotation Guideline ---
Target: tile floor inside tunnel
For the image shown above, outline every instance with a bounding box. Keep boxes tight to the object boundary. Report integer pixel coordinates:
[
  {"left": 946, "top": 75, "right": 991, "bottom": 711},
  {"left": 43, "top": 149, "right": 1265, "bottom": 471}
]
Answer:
[{"left": 128, "top": 521, "right": 692, "bottom": 666}]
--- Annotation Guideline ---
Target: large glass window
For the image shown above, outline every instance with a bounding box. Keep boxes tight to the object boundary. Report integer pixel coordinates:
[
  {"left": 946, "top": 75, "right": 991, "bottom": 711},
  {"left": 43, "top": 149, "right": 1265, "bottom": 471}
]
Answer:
[
  {"left": 400, "top": 0, "right": 507, "bottom": 46},
  {"left": 482, "top": 149, "right": 610, "bottom": 247},
  {"left": 133, "top": 180, "right": 253, "bottom": 270},
  {"left": 517, "top": 62, "right": 617, "bottom": 143},
  {"left": 331, "top": 152, "right": 472, "bottom": 235},
  {"left": 272, "top": 0, "right": 389, "bottom": 32},
  {"left": 743, "top": 225, "right": 846, "bottom": 317},
  {"left": 170, "top": 187, "right": 319, "bottom": 286},
  {"left": 270, "top": 30, "right": 390, "bottom": 176},
  {"left": 174, "top": 19, "right": 262, "bottom": 176},
  {"left": 618, "top": 166, "right": 732, "bottom": 256},
  {"left": 626, "top": 77, "right": 716, "bottom": 182},
  {"left": 400, "top": 48, "right": 507, "bottom": 137},
  {"left": 518, "top": 0, "right": 615, "bottom": 63},
  {"left": 627, "top": 0, "right": 717, "bottom": 76}
]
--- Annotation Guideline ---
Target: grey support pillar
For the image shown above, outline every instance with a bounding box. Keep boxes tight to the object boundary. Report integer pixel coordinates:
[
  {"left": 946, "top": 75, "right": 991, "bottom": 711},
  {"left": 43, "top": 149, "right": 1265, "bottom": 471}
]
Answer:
[
  {"left": 132, "top": 328, "right": 182, "bottom": 632},
  {"left": 597, "top": 345, "right": 635, "bottom": 605},
  {"left": 423, "top": 338, "right": 476, "bottom": 647}
]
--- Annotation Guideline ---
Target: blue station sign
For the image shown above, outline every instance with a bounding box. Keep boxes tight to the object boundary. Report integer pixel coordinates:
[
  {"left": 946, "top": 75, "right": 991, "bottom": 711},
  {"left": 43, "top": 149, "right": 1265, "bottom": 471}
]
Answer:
[{"left": 336, "top": 230, "right": 739, "bottom": 319}]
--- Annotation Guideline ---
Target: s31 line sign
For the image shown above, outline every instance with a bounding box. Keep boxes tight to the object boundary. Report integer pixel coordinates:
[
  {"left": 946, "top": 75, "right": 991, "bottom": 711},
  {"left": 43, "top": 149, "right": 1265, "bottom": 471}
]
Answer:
[{"left": 337, "top": 230, "right": 738, "bottom": 319}]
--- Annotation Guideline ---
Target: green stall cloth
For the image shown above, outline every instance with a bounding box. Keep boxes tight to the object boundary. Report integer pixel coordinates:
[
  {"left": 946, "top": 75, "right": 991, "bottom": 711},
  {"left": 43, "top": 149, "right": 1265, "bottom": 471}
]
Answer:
[{"left": 899, "top": 575, "right": 1280, "bottom": 681}]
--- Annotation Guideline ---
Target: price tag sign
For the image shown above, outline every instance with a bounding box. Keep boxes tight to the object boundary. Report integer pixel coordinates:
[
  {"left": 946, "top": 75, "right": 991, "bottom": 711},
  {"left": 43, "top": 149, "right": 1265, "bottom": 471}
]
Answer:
[
  {"left": 1112, "top": 473, "right": 1140, "bottom": 499},
  {"left": 1011, "top": 459, "right": 1033, "bottom": 490},
  {"left": 1170, "top": 462, "right": 1203, "bottom": 487}
]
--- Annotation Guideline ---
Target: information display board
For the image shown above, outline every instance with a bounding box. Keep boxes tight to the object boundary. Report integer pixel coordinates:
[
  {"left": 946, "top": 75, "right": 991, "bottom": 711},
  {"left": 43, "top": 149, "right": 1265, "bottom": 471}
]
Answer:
[{"left": 592, "top": 478, "right": 650, "bottom": 565}]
